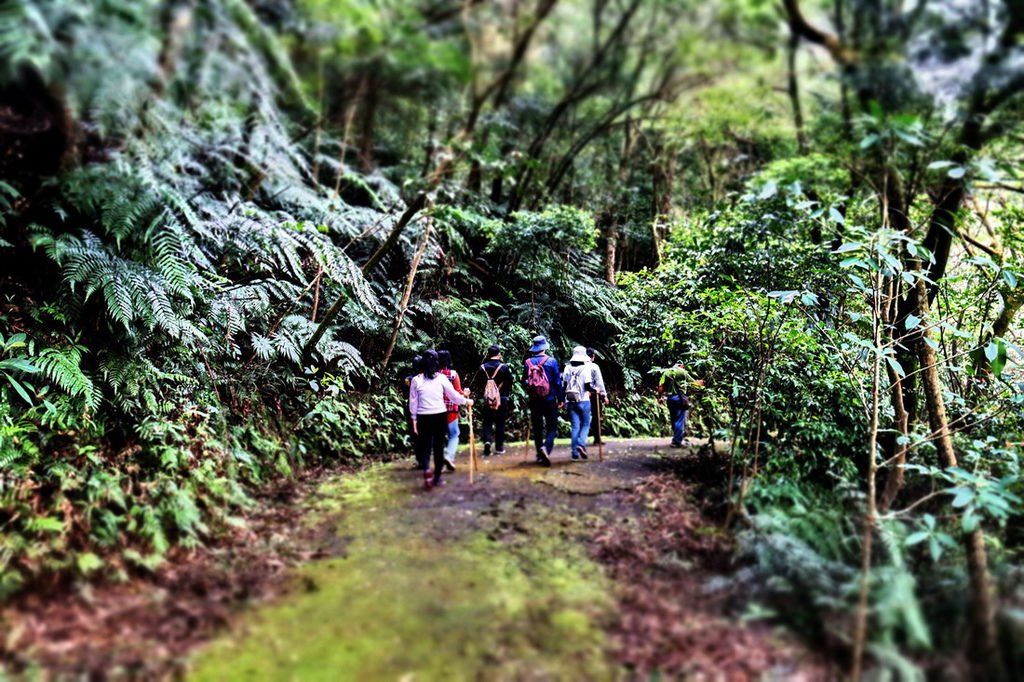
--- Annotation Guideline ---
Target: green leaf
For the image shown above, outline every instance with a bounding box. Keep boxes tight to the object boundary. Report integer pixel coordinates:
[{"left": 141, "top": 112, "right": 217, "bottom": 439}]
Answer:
[
  {"left": 885, "top": 356, "right": 905, "bottom": 377},
  {"left": 30, "top": 517, "right": 66, "bottom": 533},
  {"left": 927, "top": 160, "right": 955, "bottom": 170},
  {"left": 758, "top": 181, "right": 777, "bottom": 200},
  {"left": 1002, "top": 269, "right": 1018, "bottom": 288},
  {"left": 860, "top": 133, "right": 879, "bottom": 149},
  {"left": 0, "top": 358, "right": 39, "bottom": 373},
  {"left": 6, "top": 375, "right": 34, "bottom": 405},
  {"left": 962, "top": 509, "right": 980, "bottom": 533},
  {"left": 905, "top": 531, "right": 929, "bottom": 546},
  {"left": 77, "top": 553, "right": 104, "bottom": 574},
  {"left": 834, "top": 242, "right": 862, "bottom": 254},
  {"left": 947, "top": 167, "right": 966, "bottom": 179},
  {"left": 904, "top": 314, "right": 921, "bottom": 330},
  {"left": 950, "top": 487, "right": 975, "bottom": 508}
]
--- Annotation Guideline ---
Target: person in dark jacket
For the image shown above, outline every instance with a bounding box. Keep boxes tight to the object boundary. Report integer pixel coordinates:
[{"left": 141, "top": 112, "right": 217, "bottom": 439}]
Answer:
[
  {"left": 479, "top": 344, "right": 513, "bottom": 456},
  {"left": 586, "top": 347, "right": 607, "bottom": 447},
  {"left": 523, "top": 335, "right": 562, "bottom": 466}
]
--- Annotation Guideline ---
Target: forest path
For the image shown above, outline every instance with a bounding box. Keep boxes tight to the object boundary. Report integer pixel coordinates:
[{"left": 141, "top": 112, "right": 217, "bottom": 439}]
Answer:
[{"left": 187, "top": 438, "right": 822, "bottom": 681}]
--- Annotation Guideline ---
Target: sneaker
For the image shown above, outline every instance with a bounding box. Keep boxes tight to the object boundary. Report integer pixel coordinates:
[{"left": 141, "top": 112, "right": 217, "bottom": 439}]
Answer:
[
  {"left": 578, "top": 447, "right": 588, "bottom": 460},
  {"left": 483, "top": 443, "right": 492, "bottom": 457},
  {"left": 670, "top": 441, "right": 683, "bottom": 449},
  {"left": 494, "top": 448, "right": 506, "bottom": 456},
  {"left": 432, "top": 475, "right": 445, "bottom": 487},
  {"left": 537, "top": 447, "right": 551, "bottom": 467},
  {"left": 444, "top": 458, "right": 456, "bottom": 472},
  {"left": 423, "top": 469, "right": 433, "bottom": 489},
  {"left": 571, "top": 453, "right": 580, "bottom": 461}
]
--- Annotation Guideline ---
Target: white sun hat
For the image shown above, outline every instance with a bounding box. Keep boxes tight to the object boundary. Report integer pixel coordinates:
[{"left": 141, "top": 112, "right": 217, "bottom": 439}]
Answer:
[{"left": 570, "top": 345, "right": 590, "bottom": 363}]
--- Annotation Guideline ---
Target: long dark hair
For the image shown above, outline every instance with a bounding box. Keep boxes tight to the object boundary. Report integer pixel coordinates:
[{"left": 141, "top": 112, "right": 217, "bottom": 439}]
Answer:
[
  {"left": 421, "top": 349, "right": 439, "bottom": 379},
  {"left": 437, "top": 349, "right": 452, "bottom": 370}
]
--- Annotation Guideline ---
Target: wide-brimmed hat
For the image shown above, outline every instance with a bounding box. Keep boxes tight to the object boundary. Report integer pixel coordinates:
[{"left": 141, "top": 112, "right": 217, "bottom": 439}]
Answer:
[
  {"left": 570, "top": 345, "right": 589, "bottom": 363},
  {"left": 529, "top": 335, "right": 549, "bottom": 353}
]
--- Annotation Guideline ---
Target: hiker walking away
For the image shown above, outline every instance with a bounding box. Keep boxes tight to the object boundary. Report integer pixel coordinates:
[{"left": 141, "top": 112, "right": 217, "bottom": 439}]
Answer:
[
  {"left": 410, "top": 350, "right": 471, "bottom": 488},
  {"left": 584, "top": 347, "right": 608, "bottom": 451},
  {"left": 479, "top": 344, "right": 512, "bottom": 457},
  {"left": 563, "top": 346, "right": 602, "bottom": 460},
  {"left": 403, "top": 354, "right": 427, "bottom": 469},
  {"left": 437, "top": 350, "right": 463, "bottom": 472},
  {"left": 524, "top": 335, "right": 562, "bottom": 467},
  {"left": 657, "top": 362, "right": 701, "bottom": 448}
]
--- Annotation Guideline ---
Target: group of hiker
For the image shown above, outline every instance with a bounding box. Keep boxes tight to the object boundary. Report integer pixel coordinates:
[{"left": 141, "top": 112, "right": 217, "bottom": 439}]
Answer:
[
  {"left": 404, "top": 335, "right": 704, "bottom": 489},
  {"left": 404, "top": 335, "right": 609, "bottom": 488}
]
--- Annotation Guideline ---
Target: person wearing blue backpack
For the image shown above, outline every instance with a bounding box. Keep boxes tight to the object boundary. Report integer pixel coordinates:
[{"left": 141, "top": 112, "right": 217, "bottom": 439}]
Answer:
[{"left": 523, "top": 335, "right": 562, "bottom": 467}]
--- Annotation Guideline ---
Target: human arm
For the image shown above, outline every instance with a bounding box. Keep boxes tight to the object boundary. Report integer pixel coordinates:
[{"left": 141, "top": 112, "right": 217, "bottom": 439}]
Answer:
[
  {"left": 498, "top": 363, "right": 513, "bottom": 395},
  {"left": 549, "top": 359, "right": 563, "bottom": 403},
  {"left": 409, "top": 376, "right": 419, "bottom": 422},
  {"left": 591, "top": 364, "right": 608, "bottom": 402},
  {"left": 453, "top": 371, "right": 469, "bottom": 397}
]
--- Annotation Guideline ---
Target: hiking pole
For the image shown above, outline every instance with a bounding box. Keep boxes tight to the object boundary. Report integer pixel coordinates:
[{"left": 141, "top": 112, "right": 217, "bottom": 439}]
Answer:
[
  {"left": 522, "top": 410, "right": 531, "bottom": 462},
  {"left": 468, "top": 402, "right": 477, "bottom": 484},
  {"left": 597, "top": 398, "right": 604, "bottom": 462}
]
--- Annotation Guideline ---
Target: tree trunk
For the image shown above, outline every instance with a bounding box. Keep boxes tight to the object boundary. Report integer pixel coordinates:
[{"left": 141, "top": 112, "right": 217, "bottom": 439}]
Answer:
[
  {"left": 380, "top": 212, "right": 434, "bottom": 375},
  {"left": 916, "top": 277, "right": 1005, "bottom": 681},
  {"left": 851, "top": 268, "right": 882, "bottom": 681},
  {"left": 603, "top": 217, "right": 618, "bottom": 284},
  {"left": 786, "top": 25, "right": 808, "bottom": 153}
]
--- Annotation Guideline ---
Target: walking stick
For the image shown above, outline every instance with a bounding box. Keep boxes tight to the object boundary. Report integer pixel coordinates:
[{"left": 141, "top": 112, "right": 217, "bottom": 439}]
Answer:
[
  {"left": 468, "top": 403, "right": 477, "bottom": 484},
  {"left": 522, "top": 409, "right": 531, "bottom": 462},
  {"left": 597, "top": 399, "right": 604, "bottom": 462}
]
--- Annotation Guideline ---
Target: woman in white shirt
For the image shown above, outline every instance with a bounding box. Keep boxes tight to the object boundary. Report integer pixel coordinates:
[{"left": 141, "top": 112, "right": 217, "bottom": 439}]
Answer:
[{"left": 409, "top": 349, "right": 471, "bottom": 488}]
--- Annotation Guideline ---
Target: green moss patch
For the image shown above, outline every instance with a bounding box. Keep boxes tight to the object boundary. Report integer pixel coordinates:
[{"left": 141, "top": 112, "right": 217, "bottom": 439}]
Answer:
[{"left": 189, "top": 465, "right": 616, "bottom": 680}]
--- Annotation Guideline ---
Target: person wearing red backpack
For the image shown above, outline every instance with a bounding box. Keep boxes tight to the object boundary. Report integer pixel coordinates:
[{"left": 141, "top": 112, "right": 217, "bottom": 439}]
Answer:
[
  {"left": 479, "top": 344, "right": 512, "bottom": 457},
  {"left": 437, "top": 350, "right": 463, "bottom": 472},
  {"left": 524, "top": 335, "right": 562, "bottom": 467}
]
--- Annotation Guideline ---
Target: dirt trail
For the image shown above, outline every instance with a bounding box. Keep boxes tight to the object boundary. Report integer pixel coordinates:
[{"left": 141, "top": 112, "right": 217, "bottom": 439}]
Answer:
[{"left": 2, "top": 439, "right": 827, "bottom": 680}]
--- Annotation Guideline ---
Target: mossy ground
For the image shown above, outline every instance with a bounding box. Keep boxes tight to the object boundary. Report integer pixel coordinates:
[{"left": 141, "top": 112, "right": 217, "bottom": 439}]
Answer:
[{"left": 188, "top": 462, "right": 617, "bottom": 681}]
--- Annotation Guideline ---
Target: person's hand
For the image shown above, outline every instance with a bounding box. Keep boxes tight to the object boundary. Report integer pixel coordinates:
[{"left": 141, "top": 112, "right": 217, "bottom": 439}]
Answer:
[
  {"left": 558, "top": 402, "right": 565, "bottom": 409},
  {"left": 463, "top": 389, "right": 472, "bottom": 397},
  {"left": 466, "top": 398, "right": 474, "bottom": 407},
  {"left": 603, "top": 395, "right": 610, "bottom": 405},
  {"left": 412, "top": 420, "right": 418, "bottom": 435}
]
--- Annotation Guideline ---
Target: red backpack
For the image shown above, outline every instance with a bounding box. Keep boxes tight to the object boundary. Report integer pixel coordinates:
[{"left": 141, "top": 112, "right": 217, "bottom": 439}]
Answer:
[{"left": 525, "top": 356, "right": 551, "bottom": 398}]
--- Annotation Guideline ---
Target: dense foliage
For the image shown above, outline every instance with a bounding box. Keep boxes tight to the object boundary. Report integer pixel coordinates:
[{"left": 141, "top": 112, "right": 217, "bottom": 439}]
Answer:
[{"left": 1, "top": 0, "right": 1022, "bottom": 677}]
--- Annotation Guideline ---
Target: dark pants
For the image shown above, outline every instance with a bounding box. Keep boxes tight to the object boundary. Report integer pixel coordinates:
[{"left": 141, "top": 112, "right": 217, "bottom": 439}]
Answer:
[
  {"left": 415, "top": 412, "right": 449, "bottom": 481},
  {"left": 666, "top": 395, "right": 688, "bottom": 445},
  {"left": 529, "top": 399, "right": 559, "bottom": 456},
  {"left": 481, "top": 398, "right": 508, "bottom": 451}
]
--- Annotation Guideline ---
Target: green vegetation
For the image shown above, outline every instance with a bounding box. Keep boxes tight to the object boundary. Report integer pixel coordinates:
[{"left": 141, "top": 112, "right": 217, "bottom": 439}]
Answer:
[{"left": 1, "top": 0, "right": 1022, "bottom": 677}]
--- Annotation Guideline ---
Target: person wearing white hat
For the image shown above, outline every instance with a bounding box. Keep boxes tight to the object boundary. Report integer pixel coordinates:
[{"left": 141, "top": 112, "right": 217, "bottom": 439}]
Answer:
[{"left": 562, "top": 345, "right": 601, "bottom": 460}]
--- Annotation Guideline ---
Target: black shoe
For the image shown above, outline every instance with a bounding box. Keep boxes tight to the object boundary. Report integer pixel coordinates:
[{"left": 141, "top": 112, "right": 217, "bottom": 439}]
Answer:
[
  {"left": 483, "top": 443, "right": 492, "bottom": 457},
  {"left": 495, "top": 448, "right": 506, "bottom": 456},
  {"left": 578, "top": 446, "right": 588, "bottom": 460},
  {"left": 538, "top": 448, "right": 551, "bottom": 467},
  {"left": 670, "top": 441, "right": 683, "bottom": 448},
  {"left": 444, "top": 459, "right": 456, "bottom": 472}
]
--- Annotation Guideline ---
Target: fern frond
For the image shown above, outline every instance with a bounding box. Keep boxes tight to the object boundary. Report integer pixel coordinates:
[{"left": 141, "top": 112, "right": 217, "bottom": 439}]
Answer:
[{"left": 36, "top": 346, "right": 99, "bottom": 410}]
